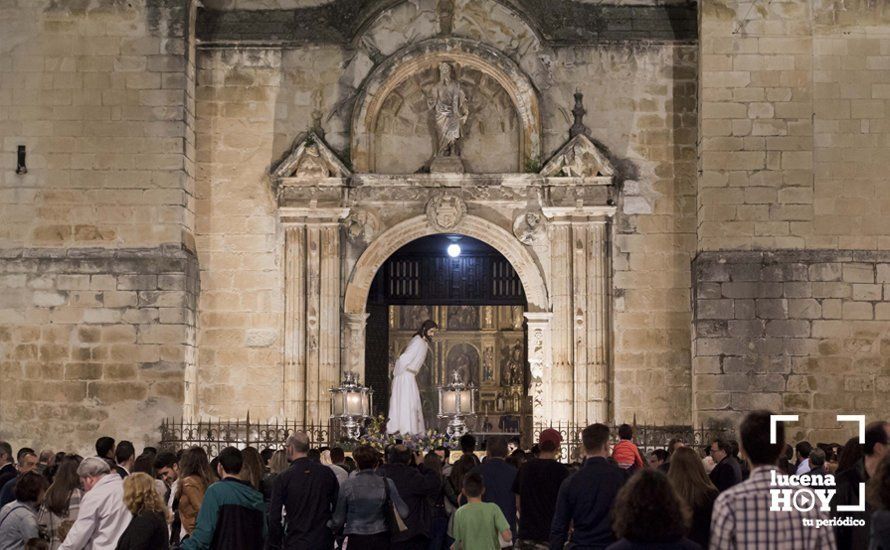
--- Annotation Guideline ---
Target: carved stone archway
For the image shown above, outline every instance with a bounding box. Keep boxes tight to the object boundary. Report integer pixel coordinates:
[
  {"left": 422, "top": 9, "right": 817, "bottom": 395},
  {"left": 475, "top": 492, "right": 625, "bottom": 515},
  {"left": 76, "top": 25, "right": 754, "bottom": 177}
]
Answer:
[
  {"left": 343, "top": 214, "right": 548, "bottom": 316},
  {"left": 341, "top": 213, "right": 553, "bottom": 426},
  {"left": 350, "top": 37, "right": 542, "bottom": 172}
]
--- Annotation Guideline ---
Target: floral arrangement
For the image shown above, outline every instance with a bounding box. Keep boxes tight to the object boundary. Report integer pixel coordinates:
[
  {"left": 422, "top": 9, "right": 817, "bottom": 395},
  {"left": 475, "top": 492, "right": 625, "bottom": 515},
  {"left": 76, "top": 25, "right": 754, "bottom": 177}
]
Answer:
[{"left": 352, "top": 415, "right": 453, "bottom": 452}]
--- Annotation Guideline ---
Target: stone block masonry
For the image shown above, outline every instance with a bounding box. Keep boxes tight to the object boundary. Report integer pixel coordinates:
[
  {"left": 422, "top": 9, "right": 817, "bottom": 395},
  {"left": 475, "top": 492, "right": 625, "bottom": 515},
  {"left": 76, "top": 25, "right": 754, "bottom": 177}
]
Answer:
[
  {"left": 692, "top": 250, "right": 890, "bottom": 444},
  {"left": 0, "top": 246, "right": 198, "bottom": 456}
]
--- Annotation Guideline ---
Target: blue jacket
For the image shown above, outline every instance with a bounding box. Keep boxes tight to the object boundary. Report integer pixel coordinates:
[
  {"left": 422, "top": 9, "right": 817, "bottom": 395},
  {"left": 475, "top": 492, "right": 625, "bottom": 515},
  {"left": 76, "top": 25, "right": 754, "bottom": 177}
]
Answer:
[
  {"left": 550, "top": 456, "right": 626, "bottom": 550},
  {"left": 329, "top": 470, "right": 409, "bottom": 536}
]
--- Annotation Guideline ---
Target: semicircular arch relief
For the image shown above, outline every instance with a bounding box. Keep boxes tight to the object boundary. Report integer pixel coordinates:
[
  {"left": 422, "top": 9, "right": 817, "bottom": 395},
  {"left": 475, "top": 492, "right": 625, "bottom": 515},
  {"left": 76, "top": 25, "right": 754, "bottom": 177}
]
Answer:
[
  {"left": 350, "top": 37, "right": 542, "bottom": 173},
  {"left": 343, "top": 214, "right": 549, "bottom": 315}
]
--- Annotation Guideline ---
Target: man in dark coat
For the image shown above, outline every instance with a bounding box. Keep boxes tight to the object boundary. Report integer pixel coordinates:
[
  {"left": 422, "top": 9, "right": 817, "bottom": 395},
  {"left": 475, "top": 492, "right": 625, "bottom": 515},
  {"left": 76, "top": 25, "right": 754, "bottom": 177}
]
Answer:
[
  {"left": 832, "top": 420, "right": 889, "bottom": 550},
  {"left": 0, "top": 442, "right": 16, "bottom": 490},
  {"left": 551, "top": 423, "right": 627, "bottom": 550},
  {"left": 266, "top": 432, "right": 339, "bottom": 550},
  {"left": 378, "top": 444, "right": 441, "bottom": 550},
  {"left": 709, "top": 438, "right": 742, "bottom": 493}
]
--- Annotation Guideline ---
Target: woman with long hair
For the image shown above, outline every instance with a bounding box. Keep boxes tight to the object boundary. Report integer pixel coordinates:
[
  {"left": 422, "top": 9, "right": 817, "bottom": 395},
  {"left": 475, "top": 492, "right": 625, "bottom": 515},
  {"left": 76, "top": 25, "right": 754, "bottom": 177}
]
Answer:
[
  {"left": 837, "top": 436, "right": 864, "bottom": 475},
  {"left": 609, "top": 469, "right": 699, "bottom": 549},
  {"left": 667, "top": 446, "right": 719, "bottom": 548},
  {"left": 37, "top": 454, "right": 83, "bottom": 550},
  {"left": 116, "top": 472, "right": 170, "bottom": 550},
  {"left": 177, "top": 447, "right": 214, "bottom": 539},
  {"left": 239, "top": 447, "right": 264, "bottom": 492},
  {"left": 444, "top": 454, "right": 478, "bottom": 511}
]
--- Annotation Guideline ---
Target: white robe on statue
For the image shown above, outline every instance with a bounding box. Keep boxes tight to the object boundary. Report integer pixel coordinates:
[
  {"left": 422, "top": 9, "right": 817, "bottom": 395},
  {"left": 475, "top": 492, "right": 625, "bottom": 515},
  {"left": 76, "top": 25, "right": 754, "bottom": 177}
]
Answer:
[{"left": 386, "top": 335, "right": 428, "bottom": 435}]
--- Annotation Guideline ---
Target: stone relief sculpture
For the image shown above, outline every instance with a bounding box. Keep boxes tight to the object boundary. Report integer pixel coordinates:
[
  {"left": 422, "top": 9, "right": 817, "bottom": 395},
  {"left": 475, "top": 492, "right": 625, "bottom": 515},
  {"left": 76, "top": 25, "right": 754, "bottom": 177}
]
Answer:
[
  {"left": 343, "top": 209, "right": 380, "bottom": 246},
  {"left": 426, "top": 193, "right": 466, "bottom": 231},
  {"left": 513, "top": 210, "right": 547, "bottom": 245}
]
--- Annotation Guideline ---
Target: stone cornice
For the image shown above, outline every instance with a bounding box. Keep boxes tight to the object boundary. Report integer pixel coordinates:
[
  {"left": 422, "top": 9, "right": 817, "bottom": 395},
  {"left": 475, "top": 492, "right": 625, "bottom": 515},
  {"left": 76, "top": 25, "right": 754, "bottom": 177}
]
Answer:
[{"left": 196, "top": 1, "right": 697, "bottom": 48}]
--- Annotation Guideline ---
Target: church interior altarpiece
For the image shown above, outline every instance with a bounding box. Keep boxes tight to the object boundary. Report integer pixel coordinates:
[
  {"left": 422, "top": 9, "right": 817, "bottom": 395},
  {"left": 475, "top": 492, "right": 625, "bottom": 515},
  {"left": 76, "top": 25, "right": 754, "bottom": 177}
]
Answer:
[{"left": 389, "top": 305, "right": 529, "bottom": 434}]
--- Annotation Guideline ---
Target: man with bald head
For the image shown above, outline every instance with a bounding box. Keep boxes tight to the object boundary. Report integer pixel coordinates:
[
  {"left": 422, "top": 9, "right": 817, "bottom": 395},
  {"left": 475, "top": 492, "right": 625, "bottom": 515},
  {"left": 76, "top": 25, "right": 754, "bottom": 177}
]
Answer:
[{"left": 266, "top": 431, "right": 339, "bottom": 550}]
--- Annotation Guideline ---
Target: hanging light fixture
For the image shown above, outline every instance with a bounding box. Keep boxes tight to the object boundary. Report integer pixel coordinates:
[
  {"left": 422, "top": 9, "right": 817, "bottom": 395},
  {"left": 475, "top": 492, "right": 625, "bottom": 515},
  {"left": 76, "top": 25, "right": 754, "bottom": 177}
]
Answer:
[{"left": 446, "top": 235, "right": 462, "bottom": 257}]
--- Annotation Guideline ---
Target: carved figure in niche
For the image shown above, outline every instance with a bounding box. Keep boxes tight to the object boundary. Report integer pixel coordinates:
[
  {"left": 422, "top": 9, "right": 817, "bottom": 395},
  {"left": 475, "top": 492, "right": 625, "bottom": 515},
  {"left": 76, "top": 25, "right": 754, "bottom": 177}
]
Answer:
[
  {"left": 482, "top": 348, "right": 494, "bottom": 382},
  {"left": 447, "top": 305, "right": 478, "bottom": 330},
  {"left": 513, "top": 210, "right": 546, "bottom": 245},
  {"left": 446, "top": 343, "right": 479, "bottom": 386},
  {"left": 429, "top": 62, "right": 468, "bottom": 157},
  {"left": 501, "top": 342, "right": 523, "bottom": 387}
]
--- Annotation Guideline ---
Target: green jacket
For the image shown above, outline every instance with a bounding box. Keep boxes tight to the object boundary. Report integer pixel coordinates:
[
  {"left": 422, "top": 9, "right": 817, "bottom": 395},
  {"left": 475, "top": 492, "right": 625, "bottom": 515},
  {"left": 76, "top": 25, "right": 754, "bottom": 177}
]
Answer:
[{"left": 182, "top": 477, "right": 266, "bottom": 550}]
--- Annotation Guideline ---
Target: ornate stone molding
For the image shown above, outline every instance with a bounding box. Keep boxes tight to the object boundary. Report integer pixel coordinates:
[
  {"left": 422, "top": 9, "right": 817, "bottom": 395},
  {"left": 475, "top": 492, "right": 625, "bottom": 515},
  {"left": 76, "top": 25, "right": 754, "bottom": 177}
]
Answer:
[{"left": 524, "top": 312, "right": 553, "bottom": 428}]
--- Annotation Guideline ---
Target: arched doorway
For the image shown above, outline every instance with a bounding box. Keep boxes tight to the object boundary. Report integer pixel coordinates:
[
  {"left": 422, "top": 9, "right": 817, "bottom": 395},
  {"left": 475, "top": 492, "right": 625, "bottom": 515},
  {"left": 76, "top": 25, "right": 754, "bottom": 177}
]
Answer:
[{"left": 364, "top": 234, "right": 530, "bottom": 437}]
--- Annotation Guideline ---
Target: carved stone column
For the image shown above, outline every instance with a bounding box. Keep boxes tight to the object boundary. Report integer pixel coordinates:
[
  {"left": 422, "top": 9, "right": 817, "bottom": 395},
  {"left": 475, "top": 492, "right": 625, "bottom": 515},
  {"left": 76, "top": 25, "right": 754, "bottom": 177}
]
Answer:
[
  {"left": 524, "top": 312, "right": 553, "bottom": 428},
  {"left": 544, "top": 206, "right": 615, "bottom": 425},
  {"left": 281, "top": 207, "right": 347, "bottom": 424}
]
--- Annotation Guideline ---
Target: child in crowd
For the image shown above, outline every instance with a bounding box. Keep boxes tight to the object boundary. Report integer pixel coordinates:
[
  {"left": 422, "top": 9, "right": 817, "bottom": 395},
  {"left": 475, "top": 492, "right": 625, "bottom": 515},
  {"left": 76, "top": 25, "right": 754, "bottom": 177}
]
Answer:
[{"left": 450, "top": 473, "right": 512, "bottom": 550}]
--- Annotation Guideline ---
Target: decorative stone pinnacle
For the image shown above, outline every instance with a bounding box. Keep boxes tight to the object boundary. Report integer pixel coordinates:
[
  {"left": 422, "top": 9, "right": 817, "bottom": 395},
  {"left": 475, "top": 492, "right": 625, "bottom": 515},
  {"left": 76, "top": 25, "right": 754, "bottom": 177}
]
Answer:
[{"left": 570, "top": 91, "right": 589, "bottom": 139}]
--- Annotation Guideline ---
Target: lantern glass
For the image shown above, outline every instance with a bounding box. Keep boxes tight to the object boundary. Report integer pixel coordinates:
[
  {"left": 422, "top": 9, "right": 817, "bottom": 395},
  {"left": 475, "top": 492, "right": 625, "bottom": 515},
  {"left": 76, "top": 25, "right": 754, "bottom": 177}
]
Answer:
[
  {"left": 332, "top": 392, "right": 344, "bottom": 416},
  {"left": 441, "top": 390, "right": 457, "bottom": 414},
  {"left": 458, "top": 389, "right": 473, "bottom": 413},
  {"left": 346, "top": 391, "right": 363, "bottom": 416}
]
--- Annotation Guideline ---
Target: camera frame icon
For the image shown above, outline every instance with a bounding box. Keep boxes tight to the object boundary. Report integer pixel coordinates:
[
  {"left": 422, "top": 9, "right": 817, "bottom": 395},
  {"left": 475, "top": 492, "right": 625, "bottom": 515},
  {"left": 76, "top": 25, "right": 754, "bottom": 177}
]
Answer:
[{"left": 771, "top": 414, "right": 866, "bottom": 513}]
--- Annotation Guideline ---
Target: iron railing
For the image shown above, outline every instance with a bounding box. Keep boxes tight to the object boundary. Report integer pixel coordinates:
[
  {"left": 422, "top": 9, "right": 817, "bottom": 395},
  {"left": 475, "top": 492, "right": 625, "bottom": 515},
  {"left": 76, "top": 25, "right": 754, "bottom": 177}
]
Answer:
[
  {"left": 158, "top": 416, "right": 332, "bottom": 457},
  {"left": 531, "top": 421, "right": 736, "bottom": 463},
  {"left": 159, "top": 416, "right": 734, "bottom": 463}
]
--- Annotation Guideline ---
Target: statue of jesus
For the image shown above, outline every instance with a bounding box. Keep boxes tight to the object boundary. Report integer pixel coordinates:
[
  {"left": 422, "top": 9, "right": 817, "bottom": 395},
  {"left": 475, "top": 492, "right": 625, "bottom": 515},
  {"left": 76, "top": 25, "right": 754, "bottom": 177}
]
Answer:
[
  {"left": 386, "top": 320, "right": 438, "bottom": 435},
  {"left": 430, "top": 62, "right": 468, "bottom": 157}
]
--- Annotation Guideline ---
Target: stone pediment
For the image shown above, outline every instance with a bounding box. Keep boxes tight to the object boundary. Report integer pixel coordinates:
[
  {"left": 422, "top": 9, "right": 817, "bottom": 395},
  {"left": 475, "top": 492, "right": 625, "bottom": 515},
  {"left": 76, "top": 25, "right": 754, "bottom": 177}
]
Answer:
[
  {"left": 540, "top": 134, "right": 614, "bottom": 179},
  {"left": 272, "top": 132, "right": 351, "bottom": 179}
]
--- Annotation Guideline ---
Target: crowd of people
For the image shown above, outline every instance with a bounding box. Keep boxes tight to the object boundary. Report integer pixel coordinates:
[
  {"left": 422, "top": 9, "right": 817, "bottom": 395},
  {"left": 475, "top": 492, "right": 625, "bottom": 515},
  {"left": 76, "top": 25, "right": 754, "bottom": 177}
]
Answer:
[{"left": 0, "top": 410, "right": 888, "bottom": 550}]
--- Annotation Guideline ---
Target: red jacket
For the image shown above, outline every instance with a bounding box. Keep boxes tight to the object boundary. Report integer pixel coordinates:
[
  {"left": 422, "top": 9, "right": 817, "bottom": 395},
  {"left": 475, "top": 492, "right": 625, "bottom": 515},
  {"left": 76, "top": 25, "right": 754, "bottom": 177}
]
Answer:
[{"left": 612, "top": 439, "right": 643, "bottom": 470}]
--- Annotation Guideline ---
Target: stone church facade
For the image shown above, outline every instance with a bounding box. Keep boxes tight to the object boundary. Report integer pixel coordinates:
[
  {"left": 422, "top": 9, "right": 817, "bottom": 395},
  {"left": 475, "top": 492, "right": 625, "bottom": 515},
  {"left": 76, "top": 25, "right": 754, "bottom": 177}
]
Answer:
[{"left": 1, "top": 0, "right": 888, "bottom": 452}]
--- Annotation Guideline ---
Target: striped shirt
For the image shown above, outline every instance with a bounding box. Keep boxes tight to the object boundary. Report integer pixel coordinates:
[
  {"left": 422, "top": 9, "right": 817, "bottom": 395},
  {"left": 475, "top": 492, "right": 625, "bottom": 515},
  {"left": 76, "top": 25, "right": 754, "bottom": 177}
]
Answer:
[{"left": 710, "top": 466, "right": 837, "bottom": 550}]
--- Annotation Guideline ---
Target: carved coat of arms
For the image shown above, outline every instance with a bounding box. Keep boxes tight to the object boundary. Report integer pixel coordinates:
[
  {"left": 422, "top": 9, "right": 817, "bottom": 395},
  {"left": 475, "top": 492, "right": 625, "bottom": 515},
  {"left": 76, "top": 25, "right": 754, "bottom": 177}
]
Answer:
[{"left": 426, "top": 193, "right": 466, "bottom": 231}]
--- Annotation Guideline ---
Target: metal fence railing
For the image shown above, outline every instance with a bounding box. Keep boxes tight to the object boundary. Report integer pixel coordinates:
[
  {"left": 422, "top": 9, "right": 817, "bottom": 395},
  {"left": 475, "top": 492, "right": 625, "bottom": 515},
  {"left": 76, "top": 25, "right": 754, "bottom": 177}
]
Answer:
[
  {"left": 159, "top": 415, "right": 735, "bottom": 463},
  {"left": 531, "top": 422, "right": 736, "bottom": 463}
]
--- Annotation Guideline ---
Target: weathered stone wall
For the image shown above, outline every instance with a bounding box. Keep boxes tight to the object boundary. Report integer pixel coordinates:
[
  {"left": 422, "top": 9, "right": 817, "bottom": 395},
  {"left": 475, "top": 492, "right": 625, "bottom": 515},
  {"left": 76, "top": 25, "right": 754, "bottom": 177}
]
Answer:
[
  {"left": 194, "top": 49, "right": 284, "bottom": 420},
  {"left": 693, "top": 251, "right": 890, "bottom": 443},
  {"left": 695, "top": 0, "right": 890, "bottom": 437},
  {"left": 699, "top": 0, "right": 890, "bottom": 250},
  {"left": 0, "top": 247, "right": 197, "bottom": 456},
  {"left": 0, "top": 0, "right": 196, "bottom": 249},
  {"left": 0, "top": 0, "right": 197, "bottom": 453}
]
